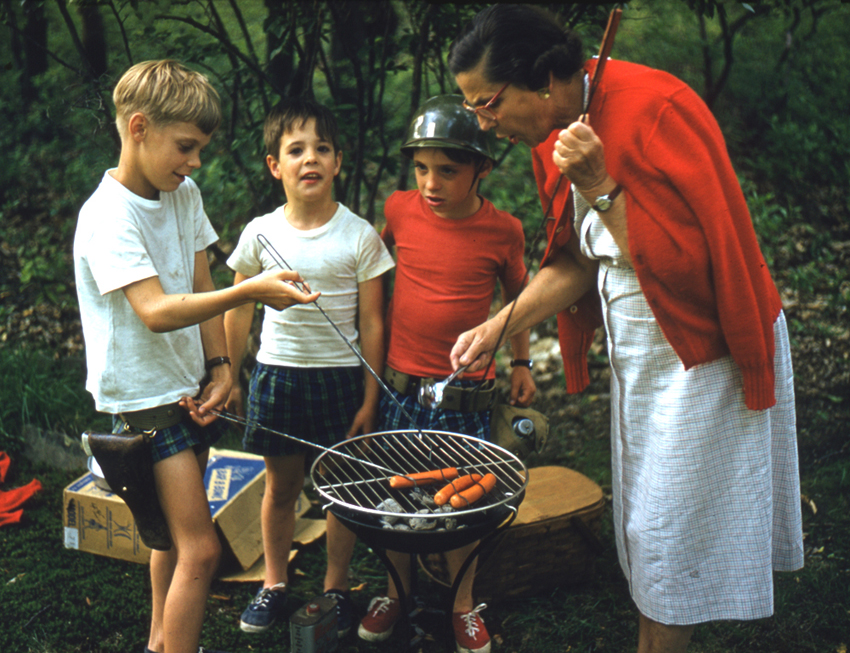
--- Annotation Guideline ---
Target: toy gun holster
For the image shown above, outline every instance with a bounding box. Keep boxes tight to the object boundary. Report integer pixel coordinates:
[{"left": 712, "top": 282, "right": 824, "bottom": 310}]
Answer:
[{"left": 82, "top": 430, "right": 172, "bottom": 551}]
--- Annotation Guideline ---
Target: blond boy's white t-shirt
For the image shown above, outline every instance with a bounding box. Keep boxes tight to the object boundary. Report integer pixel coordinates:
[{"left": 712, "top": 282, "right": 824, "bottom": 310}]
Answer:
[
  {"left": 227, "top": 203, "right": 394, "bottom": 367},
  {"left": 74, "top": 171, "right": 218, "bottom": 413}
]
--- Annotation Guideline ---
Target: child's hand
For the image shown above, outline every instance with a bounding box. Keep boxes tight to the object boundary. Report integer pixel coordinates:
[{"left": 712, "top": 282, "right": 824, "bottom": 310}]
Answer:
[
  {"left": 347, "top": 404, "right": 377, "bottom": 438},
  {"left": 181, "top": 365, "right": 232, "bottom": 426},
  {"left": 224, "top": 385, "right": 245, "bottom": 418},
  {"left": 249, "top": 269, "right": 321, "bottom": 311},
  {"left": 509, "top": 366, "right": 537, "bottom": 407}
]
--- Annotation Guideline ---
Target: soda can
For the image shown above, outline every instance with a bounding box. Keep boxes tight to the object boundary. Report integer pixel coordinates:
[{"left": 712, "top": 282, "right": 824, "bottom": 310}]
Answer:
[{"left": 290, "top": 595, "right": 338, "bottom": 653}]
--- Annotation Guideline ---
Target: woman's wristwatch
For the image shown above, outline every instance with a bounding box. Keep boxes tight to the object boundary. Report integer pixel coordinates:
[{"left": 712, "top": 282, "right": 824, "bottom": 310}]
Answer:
[{"left": 591, "top": 184, "right": 623, "bottom": 212}]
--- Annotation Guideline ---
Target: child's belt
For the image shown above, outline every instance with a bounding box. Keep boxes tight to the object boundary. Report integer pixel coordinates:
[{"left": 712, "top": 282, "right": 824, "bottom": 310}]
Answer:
[
  {"left": 119, "top": 402, "right": 183, "bottom": 431},
  {"left": 384, "top": 366, "right": 495, "bottom": 413}
]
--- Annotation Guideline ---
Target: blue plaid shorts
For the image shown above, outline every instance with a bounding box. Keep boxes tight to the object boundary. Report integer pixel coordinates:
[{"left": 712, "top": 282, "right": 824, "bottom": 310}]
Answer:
[
  {"left": 378, "top": 381, "right": 491, "bottom": 441},
  {"left": 112, "top": 412, "right": 224, "bottom": 463},
  {"left": 244, "top": 363, "right": 364, "bottom": 457}
]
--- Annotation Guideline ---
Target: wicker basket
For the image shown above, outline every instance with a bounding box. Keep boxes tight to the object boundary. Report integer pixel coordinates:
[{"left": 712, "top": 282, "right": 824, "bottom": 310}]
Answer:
[{"left": 419, "top": 466, "right": 606, "bottom": 602}]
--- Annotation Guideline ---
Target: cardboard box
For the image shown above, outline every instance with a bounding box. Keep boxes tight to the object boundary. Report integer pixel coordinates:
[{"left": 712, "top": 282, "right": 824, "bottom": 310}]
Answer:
[{"left": 62, "top": 449, "right": 310, "bottom": 570}]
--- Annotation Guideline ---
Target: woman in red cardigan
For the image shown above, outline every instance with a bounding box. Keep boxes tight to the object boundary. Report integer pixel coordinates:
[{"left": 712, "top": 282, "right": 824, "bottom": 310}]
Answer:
[{"left": 447, "top": 5, "right": 803, "bottom": 653}]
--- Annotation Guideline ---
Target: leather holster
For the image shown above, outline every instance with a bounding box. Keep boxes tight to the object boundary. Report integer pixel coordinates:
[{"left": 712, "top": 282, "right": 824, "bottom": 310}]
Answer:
[{"left": 82, "top": 430, "right": 172, "bottom": 551}]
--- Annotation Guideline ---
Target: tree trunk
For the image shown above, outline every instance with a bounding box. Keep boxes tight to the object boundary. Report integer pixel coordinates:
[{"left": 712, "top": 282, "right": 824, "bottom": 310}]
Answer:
[
  {"left": 78, "top": 0, "right": 108, "bottom": 80},
  {"left": 22, "top": 0, "right": 48, "bottom": 77}
]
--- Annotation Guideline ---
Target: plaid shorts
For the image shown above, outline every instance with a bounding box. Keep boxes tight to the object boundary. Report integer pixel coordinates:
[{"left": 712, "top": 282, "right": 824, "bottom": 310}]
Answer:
[
  {"left": 112, "top": 413, "right": 224, "bottom": 463},
  {"left": 244, "top": 363, "right": 364, "bottom": 457},
  {"left": 378, "top": 382, "right": 491, "bottom": 441}
]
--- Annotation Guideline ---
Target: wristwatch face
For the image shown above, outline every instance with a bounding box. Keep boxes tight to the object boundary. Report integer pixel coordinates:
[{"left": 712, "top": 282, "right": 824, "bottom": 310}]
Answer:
[{"left": 594, "top": 195, "right": 613, "bottom": 212}]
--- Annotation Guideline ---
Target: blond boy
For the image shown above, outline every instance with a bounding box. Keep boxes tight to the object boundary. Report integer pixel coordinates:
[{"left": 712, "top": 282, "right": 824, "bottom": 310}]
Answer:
[{"left": 74, "top": 60, "right": 317, "bottom": 653}]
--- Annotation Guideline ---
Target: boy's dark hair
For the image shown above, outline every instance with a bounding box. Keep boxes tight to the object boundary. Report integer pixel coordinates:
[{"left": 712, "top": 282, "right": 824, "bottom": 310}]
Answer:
[
  {"left": 264, "top": 98, "right": 341, "bottom": 158},
  {"left": 448, "top": 4, "right": 584, "bottom": 91},
  {"left": 438, "top": 147, "right": 489, "bottom": 167}
]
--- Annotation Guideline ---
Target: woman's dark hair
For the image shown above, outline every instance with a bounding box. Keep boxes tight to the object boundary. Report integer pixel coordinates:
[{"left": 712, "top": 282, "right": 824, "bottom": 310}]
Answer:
[{"left": 448, "top": 4, "right": 585, "bottom": 90}]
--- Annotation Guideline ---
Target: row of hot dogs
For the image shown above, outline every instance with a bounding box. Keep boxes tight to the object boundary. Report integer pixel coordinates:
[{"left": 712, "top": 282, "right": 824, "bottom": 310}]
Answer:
[{"left": 388, "top": 467, "right": 497, "bottom": 509}]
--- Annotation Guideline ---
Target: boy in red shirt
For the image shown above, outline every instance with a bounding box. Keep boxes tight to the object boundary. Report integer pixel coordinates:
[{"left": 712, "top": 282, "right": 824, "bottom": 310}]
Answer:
[{"left": 357, "top": 95, "right": 536, "bottom": 653}]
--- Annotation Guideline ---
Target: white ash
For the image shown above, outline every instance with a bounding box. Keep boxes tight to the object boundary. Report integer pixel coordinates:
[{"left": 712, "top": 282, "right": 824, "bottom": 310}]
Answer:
[{"left": 409, "top": 487, "right": 436, "bottom": 508}]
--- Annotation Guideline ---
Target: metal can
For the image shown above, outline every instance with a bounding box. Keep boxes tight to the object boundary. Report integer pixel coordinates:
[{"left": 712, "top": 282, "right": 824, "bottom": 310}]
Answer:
[
  {"left": 290, "top": 596, "right": 338, "bottom": 653},
  {"left": 512, "top": 416, "right": 535, "bottom": 440}
]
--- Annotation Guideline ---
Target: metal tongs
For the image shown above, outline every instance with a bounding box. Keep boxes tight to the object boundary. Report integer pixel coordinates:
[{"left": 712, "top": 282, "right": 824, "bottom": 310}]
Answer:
[{"left": 418, "top": 364, "right": 470, "bottom": 409}]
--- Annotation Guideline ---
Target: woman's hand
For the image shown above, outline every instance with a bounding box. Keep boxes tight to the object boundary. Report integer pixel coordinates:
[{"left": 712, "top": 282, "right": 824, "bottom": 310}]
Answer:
[
  {"left": 553, "top": 121, "right": 610, "bottom": 194},
  {"left": 450, "top": 316, "right": 505, "bottom": 373}
]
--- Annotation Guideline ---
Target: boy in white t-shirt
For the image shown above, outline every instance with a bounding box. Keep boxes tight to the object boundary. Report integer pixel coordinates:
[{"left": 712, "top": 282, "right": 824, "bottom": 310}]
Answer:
[
  {"left": 74, "top": 60, "right": 318, "bottom": 653},
  {"left": 225, "top": 98, "right": 394, "bottom": 638}
]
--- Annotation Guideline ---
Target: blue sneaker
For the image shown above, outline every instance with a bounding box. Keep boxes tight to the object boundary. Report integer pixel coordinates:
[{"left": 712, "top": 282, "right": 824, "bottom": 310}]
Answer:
[
  {"left": 240, "top": 582, "right": 289, "bottom": 633},
  {"left": 323, "top": 589, "right": 355, "bottom": 637}
]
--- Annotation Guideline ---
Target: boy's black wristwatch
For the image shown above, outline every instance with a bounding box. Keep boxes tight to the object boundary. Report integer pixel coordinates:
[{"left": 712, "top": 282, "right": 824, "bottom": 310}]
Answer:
[
  {"left": 510, "top": 359, "right": 533, "bottom": 369},
  {"left": 204, "top": 356, "right": 231, "bottom": 371}
]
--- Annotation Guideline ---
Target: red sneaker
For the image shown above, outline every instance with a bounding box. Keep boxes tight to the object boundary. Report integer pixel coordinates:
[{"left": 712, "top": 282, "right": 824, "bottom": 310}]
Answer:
[
  {"left": 453, "top": 604, "right": 491, "bottom": 653},
  {"left": 357, "top": 596, "right": 401, "bottom": 642}
]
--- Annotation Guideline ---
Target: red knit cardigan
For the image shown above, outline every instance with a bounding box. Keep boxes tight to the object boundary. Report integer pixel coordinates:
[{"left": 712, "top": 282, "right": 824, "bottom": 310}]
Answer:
[{"left": 532, "top": 59, "right": 782, "bottom": 411}]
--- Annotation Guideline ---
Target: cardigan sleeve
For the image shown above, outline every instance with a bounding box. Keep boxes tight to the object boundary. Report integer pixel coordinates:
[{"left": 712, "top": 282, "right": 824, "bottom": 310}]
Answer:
[{"left": 533, "top": 132, "right": 604, "bottom": 395}]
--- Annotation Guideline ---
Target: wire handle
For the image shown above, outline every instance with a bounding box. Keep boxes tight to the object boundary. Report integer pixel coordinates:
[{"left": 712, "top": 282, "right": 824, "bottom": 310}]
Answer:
[{"left": 256, "top": 233, "right": 424, "bottom": 432}]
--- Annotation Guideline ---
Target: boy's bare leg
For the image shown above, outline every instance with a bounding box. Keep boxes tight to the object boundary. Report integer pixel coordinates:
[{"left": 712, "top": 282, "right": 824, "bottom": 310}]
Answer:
[
  {"left": 148, "top": 448, "right": 221, "bottom": 653},
  {"left": 445, "top": 541, "right": 478, "bottom": 613},
  {"left": 324, "top": 512, "right": 356, "bottom": 591},
  {"left": 261, "top": 454, "right": 306, "bottom": 587},
  {"left": 637, "top": 613, "right": 695, "bottom": 653},
  {"left": 148, "top": 546, "right": 177, "bottom": 652}
]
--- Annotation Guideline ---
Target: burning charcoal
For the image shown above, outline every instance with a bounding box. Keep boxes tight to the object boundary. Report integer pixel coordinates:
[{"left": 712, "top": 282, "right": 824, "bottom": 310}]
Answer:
[
  {"left": 377, "top": 498, "right": 404, "bottom": 526},
  {"left": 408, "top": 508, "right": 438, "bottom": 531},
  {"left": 392, "top": 522, "right": 411, "bottom": 531},
  {"left": 442, "top": 517, "right": 458, "bottom": 531},
  {"left": 438, "top": 504, "right": 454, "bottom": 514}
]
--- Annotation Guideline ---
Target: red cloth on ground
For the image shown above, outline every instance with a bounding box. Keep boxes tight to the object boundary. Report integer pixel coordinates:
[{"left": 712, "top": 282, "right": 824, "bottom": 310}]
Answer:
[{"left": 0, "top": 451, "right": 43, "bottom": 527}]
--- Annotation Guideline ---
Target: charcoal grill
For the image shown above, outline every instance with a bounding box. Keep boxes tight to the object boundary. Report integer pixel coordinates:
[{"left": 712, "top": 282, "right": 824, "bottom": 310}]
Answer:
[
  {"left": 310, "top": 428, "right": 527, "bottom": 647},
  {"left": 310, "top": 429, "right": 528, "bottom": 551}
]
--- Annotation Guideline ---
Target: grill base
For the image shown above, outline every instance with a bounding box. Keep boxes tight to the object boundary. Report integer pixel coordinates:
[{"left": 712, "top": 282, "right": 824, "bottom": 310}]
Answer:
[{"left": 329, "top": 502, "right": 516, "bottom": 555}]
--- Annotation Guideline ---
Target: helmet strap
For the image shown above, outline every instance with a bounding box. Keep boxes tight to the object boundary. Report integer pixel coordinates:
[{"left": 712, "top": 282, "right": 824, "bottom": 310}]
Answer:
[{"left": 467, "top": 157, "right": 490, "bottom": 195}]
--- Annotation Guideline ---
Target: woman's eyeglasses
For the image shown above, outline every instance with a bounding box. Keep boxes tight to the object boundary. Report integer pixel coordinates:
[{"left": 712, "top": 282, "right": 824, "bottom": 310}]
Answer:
[{"left": 463, "top": 82, "right": 510, "bottom": 122}]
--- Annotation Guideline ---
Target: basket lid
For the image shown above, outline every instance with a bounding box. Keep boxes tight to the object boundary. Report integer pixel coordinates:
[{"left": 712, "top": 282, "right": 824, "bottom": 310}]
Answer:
[{"left": 513, "top": 466, "right": 604, "bottom": 525}]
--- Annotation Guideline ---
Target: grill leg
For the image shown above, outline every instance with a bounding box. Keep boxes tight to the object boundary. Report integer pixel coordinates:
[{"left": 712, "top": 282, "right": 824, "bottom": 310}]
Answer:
[
  {"left": 368, "top": 546, "right": 427, "bottom": 649},
  {"left": 447, "top": 509, "right": 519, "bottom": 628}
]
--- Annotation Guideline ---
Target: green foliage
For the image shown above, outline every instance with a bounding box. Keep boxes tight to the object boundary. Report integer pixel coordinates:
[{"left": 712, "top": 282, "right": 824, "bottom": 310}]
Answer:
[
  {"left": 722, "top": 1, "right": 850, "bottom": 211},
  {"left": 0, "top": 349, "right": 107, "bottom": 457}
]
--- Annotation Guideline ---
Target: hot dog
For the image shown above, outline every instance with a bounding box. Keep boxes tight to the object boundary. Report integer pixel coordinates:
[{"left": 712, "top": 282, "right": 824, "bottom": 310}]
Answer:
[
  {"left": 433, "top": 474, "right": 483, "bottom": 506},
  {"left": 389, "top": 467, "right": 459, "bottom": 489},
  {"left": 450, "top": 473, "right": 497, "bottom": 509}
]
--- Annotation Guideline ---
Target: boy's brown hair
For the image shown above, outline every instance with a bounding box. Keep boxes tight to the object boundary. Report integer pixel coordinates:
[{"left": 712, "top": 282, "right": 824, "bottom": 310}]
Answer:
[
  {"left": 263, "top": 98, "right": 341, "bottom": 159},
  {"left": 113, "top": 60, "right": 222, "bottom": 136}
]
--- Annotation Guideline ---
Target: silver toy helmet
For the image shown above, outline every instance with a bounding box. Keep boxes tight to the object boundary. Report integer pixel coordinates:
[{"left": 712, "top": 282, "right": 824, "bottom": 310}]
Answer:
[{"left": 401, "top": 94, "right": 495, "bottom": 161}]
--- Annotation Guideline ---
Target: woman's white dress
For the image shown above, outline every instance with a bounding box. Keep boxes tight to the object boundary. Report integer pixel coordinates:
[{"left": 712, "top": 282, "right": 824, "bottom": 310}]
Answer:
[{"left": 575, "top": 193, "right": 804, "bottom": 625}]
